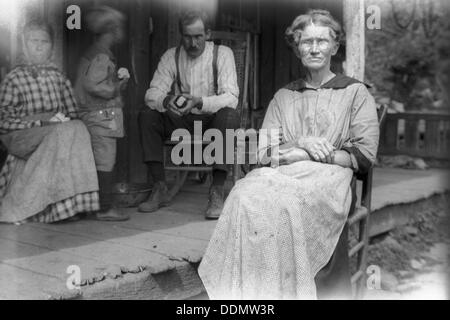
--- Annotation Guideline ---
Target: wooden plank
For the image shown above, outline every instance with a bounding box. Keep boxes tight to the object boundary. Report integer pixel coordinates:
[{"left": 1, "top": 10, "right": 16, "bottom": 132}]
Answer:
[
  {"left": 444, "top": 121, "right": 450, "bottom": 157},
  {"left": 258, "top": 0, "right": 275, "bottom": 109},
  {"left": 369, "top": 193, "right": 449, "bottom": 238},
  {"left": 273, "top": 1, "right": 293, "bottom": 89},
  {"left": 0, "top": 223, "right": 170, "bottom": 266},
  {"left": 0, "top": 263, "right": 78, "bottom": 300},
  {"left": 380, "top": 114, "right": 450, "bottom": 159},
  {"left": 0, "top": 236, "right": 102, "bottom": 285},
  {"left": 127, "top": 0, "right": 151, "bottom": 183},
  {"left": 403, "top": 118, "right": 419, "bottom": 154},
  {"left": 44, "top": 0, "right": 64, "bottom": 70},
  {"left": 80, "top": 263, "right": 204, "bottom": 300},
  {"left": 351, "top": 270, "right": 363, "bottom": 284},
  {"left": 150, "top": 0, "right": 169, "bottom": 73},
  {"left": 379, "top": 117, "right": 398, "bottom": 155},
  {"left": 18, "top": 207, "right": 212, "bottom": 262},
  {"left": 386, "top": 113, "right": 450, "bottom": 121},
  {"left": 425, "top": 119, "right": 441, "bottom": 157},
  {"left": 348, "top": 241, "right": 364, "bottom": 258},
  {"left": 62, "top": 0, "right": 92, "bottom": 82},
  {"left": 347, "top": 206, "right": 368, "bottom": 226},
  {"left": 343, "top": 0, "right": 365, "bottom": 80}
]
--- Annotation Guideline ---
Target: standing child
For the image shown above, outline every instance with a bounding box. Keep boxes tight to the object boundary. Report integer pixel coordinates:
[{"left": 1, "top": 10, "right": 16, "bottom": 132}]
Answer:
[{"left": 75, "top": 6, "right": 130, "bottom": 221}]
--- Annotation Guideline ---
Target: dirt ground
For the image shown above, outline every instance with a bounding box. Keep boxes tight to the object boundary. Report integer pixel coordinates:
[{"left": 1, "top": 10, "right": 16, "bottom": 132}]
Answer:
[{"left": 362, "top": 205, "right": 449, "bottom": 299}]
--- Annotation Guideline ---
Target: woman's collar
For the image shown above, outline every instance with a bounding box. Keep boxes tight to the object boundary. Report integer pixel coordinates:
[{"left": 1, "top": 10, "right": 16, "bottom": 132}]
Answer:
[{"left": 283, "top": 74, "right": 370, "bottom": 91}]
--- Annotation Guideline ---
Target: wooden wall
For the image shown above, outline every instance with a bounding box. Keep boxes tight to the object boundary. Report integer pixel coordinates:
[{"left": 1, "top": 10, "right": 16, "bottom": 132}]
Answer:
[
  {"left": 217, "top": 0, "right": 344, "bottom": 110},
  {"left": 63, "top": 0, "right": 219, "bottom": 183},
  {"left": 62, "top": 0, "right": 152, "bottom": 183},
  {"left": 8, "top": 0, "right": 348, "bottom": 183}
]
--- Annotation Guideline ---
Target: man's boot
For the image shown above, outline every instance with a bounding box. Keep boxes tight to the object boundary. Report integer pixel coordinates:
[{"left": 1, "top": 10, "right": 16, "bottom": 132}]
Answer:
[
  {"left": 95, "top": 171, "right": 129, "bottom": 221},
  {"left": 138, "top": 181, "right": 171, "bottom": 213},
  {"left": 205, "top": 185, "right": 224, "bottom": 219}
]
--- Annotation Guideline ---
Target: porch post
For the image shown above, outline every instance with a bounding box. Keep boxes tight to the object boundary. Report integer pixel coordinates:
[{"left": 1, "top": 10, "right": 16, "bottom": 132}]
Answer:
[
  {"left": 44, "top": 0, "right": 64, "bottom": 71},
  {"left": 343, "top": 0, "right": 365, "bottom": 81}
]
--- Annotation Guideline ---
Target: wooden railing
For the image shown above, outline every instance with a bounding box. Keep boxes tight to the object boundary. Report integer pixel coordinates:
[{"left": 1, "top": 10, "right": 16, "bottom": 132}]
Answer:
[{"left": 379, "top": 112, "right": 450, "bottom": 160}]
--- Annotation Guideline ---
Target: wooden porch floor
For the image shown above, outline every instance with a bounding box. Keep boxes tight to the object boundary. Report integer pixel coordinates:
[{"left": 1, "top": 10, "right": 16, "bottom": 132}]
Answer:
[{"left": 0, "top": 168, "right": 449, "bottom": 299}]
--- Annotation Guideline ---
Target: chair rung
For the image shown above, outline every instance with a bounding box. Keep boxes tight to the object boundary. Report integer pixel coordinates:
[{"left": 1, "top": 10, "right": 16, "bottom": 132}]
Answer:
[
  {"left": 348, "top": 241, "right": 365, "bottom": 257},
  {"left": 351, "top": 270, "right": 364, "bottom": 284},
  {"left": 347, "top": 206, "right": 368, "bottom": 226},
  {"left": 164, "top": 139, "right": 211, "bottom": 145},
  {"left": 165, "top": 166, "right": 213, "bottom": 172}
]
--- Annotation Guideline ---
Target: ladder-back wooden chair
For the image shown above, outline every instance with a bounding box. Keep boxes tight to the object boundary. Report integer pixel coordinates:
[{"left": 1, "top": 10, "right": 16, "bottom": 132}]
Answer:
[
  {"left": 163, "top": 31, "right": 252, "bottom": 200},
  {"left": 347, "top": 103, "right": 388, "bottom": 299}
]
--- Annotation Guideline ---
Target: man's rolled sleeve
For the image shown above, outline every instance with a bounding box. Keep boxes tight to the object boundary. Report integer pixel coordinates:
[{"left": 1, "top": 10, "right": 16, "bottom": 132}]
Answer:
[{"left": 145, "top": 49, "right": 177, "bottom": 112}]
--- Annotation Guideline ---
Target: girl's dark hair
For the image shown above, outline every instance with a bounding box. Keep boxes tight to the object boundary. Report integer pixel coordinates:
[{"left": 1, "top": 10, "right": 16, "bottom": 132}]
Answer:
[{"left": 285, "top": 9, "right": 344, "bottom": 51}]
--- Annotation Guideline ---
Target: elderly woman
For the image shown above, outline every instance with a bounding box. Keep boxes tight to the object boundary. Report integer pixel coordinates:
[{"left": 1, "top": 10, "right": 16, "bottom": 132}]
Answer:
[
  {"left": 74, "top": 6, "right": 129, "bottom": 221},
  {"left": 0, "top": 19, "right": 99, "bottom": 223},
  {"left": 198, "top": 10, "right": 379, "bottom": 299}
]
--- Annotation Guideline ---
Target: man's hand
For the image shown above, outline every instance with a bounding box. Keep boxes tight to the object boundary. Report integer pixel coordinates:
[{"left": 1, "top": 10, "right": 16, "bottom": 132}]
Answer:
[
  {"left": 163, "top": 95, "right": 183, "bottom": 116},
  {"left": 296, "top": 136, "right": 335, "bottom": 163},
  {"left": 178, "top": 94, "right": 202, "bottom": 116}
]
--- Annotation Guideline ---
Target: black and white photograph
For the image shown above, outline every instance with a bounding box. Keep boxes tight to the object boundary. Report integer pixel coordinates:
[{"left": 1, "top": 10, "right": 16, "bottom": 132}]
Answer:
[{"left": 0, "top": 0, "right": 448, "bottom": 304}]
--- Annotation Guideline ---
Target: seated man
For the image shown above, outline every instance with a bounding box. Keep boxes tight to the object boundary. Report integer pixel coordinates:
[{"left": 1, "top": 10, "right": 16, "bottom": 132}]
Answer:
[{"left": 139, "top": 10, "right": 240, "bottom": 219}]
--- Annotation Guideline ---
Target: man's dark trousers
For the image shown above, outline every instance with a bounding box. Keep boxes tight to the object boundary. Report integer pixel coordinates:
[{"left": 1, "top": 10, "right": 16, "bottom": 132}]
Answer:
[{"left": 138, "top": 106, "right": 240, "bottom": 181}]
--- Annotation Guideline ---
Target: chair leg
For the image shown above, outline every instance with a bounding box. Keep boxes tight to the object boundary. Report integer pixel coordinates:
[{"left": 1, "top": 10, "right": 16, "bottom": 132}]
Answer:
[
  {"left": 232, "top": 163, "right": 239, "bottom": 184},
  {"left": 198, "top": 172, "right": 211, "bottom": 185},
  {"left": 168, "top": 171, "right": 188, "bottom": 201},
  {"left": 355, "top": 214, "right": 370, "bottom": 299}
]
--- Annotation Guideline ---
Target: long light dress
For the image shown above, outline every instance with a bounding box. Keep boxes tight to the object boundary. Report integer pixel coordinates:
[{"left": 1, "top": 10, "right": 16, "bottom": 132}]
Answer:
[{"left": 198, "top": 75, "right": 380, "bottom": 299}]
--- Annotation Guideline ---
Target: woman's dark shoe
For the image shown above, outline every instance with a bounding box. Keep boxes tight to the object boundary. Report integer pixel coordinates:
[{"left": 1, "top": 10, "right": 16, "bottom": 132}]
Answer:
[{"left": 138, "top": 181, "right": 170, "bottom": 213}]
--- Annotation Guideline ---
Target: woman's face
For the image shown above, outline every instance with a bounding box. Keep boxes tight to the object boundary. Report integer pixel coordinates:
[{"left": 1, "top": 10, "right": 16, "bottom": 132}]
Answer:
[
  {"left": 23, "top": 29, "right": 52, "bottom": 65},
  {"left": 297, "top": 24, "right": 338, "bottom": 72}
]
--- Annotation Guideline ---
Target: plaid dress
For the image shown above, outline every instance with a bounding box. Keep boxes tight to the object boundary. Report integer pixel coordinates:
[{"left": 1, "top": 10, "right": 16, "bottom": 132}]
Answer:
[{"left": 0, "top": 63, "right": 99, "bottom": 223}]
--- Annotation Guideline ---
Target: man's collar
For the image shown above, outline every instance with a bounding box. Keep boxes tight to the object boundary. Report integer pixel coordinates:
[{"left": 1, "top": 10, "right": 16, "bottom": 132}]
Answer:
[{"left": 284, "top": 74, "right": 371, "bottom": 91}]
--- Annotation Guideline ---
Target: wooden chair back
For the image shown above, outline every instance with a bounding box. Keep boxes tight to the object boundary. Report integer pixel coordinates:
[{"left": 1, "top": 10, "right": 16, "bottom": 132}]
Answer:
[
  {"left": 347, "top": 103, "right": 388, "bottom": 299},
  {"left": 163, "top": 31, "right": 252, "bottom": 198}
]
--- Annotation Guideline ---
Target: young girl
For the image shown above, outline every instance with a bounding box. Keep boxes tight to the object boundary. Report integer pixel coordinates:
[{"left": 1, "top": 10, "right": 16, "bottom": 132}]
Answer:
[{"left": 75, "top": 6, "right": 130, "bottom": 221}]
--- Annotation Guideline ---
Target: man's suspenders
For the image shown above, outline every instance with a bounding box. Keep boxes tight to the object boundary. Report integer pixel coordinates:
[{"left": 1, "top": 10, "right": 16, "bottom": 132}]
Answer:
[
  {"left": 174, "top": 46, "right": 182, "bottom": 93},
  {"left": 212, "top": 45, "right": 218, "bottom": 95},
  {"left": 174, "top": 44, "right": 219, "bottom": 95}
]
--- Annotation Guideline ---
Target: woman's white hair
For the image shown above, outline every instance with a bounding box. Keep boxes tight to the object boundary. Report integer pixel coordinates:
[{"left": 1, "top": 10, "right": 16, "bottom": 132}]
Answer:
[{"left": 285, "top": 9, "right": 344, "bottom": 54}]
